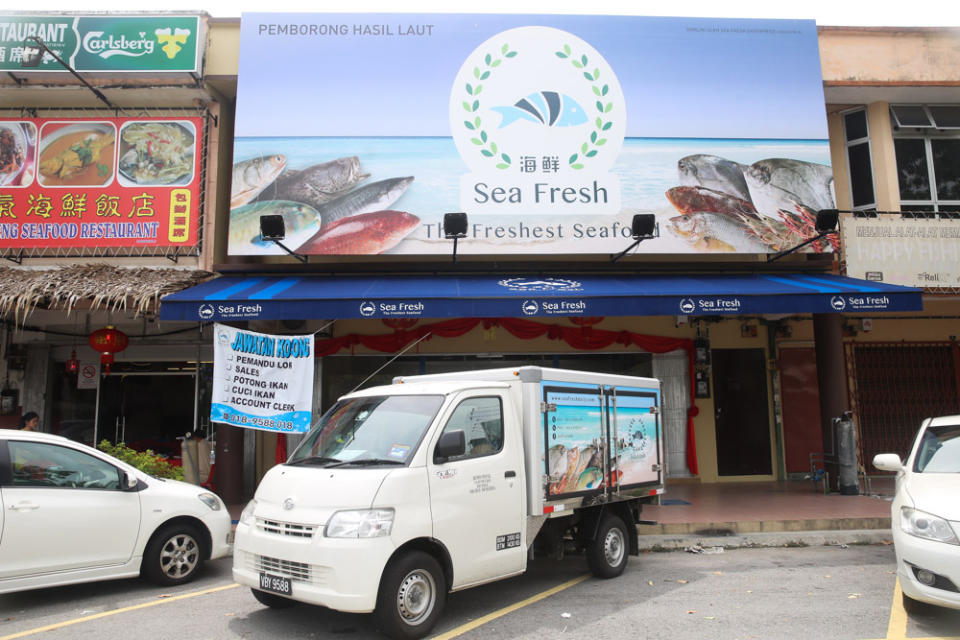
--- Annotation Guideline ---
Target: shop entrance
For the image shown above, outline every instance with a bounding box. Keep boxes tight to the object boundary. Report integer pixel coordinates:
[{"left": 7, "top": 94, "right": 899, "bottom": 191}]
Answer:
[
  {"left": 712, "top": 348, "right": 772, "bottom": 476},
  {"left": 95, "top": 372, "right": 197, "bottom": 460}
]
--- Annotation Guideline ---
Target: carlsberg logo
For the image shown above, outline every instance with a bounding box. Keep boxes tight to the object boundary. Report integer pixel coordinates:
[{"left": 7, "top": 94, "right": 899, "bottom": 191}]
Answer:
[{"left": 82, "top": 27, "right": 191, "bottom": 60}]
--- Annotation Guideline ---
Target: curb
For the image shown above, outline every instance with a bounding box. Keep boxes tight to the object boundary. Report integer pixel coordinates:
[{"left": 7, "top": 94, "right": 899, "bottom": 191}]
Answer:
[{"left": 636, "top": 528, "right": 894, "bottom": 552}]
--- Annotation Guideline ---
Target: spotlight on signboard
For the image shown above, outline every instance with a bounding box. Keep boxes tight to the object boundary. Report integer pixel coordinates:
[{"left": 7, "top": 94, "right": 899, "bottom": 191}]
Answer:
[
  {"left": 259, "top": 215, "right": 307, "bottom": 263},
  {"left": 444, "top": 212, "right": 468, "bottom": 263},
  {"left": 611, "top": 213, "right": 659, "bottom": 263},
  {"left": 768, "top": 209, "right": 841, "bottom": 262}
]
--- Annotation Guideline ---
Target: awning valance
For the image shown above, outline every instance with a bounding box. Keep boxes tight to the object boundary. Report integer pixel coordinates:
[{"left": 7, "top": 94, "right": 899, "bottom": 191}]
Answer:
[{"left": 158, "top": 273, "right": 922, "bottom": 323}]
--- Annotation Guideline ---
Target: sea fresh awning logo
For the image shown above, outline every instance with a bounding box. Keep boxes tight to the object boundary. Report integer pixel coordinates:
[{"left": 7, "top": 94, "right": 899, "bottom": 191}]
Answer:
[
  {"left": 498, "top": 277, "right": 582, "bottom": 291},
  {"left": 450, "top": 26, "right": 625, "bottom": 216}
]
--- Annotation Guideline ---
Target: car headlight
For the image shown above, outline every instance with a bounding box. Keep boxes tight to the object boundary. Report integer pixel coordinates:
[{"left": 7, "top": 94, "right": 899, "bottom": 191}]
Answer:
[
  {"left": 198, "top": 492, "right": 222, "bottom": 511},
  {"left": 325, "top": 509, "right": 394, "bottom": 538},
  {"left": 900, "top": 507, "right": 960, "bottom": 545},
  {"left": 239, "top": 499, "right": 258, "bottom": 525}
]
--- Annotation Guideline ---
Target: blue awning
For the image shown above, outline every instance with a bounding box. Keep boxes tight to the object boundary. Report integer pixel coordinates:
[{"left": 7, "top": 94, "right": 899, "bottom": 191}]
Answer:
[{"left": 158, "top": 273, "right": 923, "bottom": 323}]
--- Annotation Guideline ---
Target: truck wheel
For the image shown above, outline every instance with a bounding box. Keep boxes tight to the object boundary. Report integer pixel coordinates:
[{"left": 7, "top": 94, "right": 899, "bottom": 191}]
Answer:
[
  {"left": 376, "top": 551, "right": 446, "bottom": 639},
  {"left": 586, "top": 514, "right": 629, "bottom": 579},
  {"left": 251, "top": 588, "right": 296, "bottom": 609},
  {"left": 142, "top": 523, "right": 205, "bottom": 586}
]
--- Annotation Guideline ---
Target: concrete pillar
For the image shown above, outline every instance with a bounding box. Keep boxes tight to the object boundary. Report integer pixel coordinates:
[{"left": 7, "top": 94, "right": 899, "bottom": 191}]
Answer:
[
  {"left": 813, "top": 313, "right": 847, "bottom": 490},
  {"left": 23, "top": 344, "right": 51, "bottom": 431}
]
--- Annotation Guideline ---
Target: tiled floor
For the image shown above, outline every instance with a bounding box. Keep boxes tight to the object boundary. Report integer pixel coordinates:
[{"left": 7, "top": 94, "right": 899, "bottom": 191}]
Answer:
[{"left": 643, "top": 478, "right": 895, "bottom": 525}]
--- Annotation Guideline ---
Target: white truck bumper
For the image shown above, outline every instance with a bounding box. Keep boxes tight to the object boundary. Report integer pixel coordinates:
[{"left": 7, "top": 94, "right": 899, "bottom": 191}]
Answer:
[{"left": 232, "top": 522, "right": 395, "bottom": 613}]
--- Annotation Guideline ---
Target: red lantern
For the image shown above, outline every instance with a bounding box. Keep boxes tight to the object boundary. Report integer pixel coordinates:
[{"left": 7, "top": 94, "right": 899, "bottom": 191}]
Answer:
[
  {"left": 65, "top": 349, "right": 79, "bottom": 374},
  {"left": 88, "top": 326, "right": 129, "bottom": 375}
]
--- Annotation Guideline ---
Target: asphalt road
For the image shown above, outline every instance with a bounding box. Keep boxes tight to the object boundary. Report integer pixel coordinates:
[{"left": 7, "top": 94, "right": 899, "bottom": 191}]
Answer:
[{"left": 2, "top": 545, "right": 959, "bottom": 640}]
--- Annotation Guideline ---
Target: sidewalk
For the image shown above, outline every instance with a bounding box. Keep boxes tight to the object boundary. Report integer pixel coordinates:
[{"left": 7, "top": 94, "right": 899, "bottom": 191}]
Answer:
[{"left": 636, "top": 478, "right": 895, "bottom": 550}]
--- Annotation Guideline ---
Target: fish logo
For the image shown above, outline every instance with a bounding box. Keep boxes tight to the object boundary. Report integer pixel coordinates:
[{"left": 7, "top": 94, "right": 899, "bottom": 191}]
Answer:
[
  {"left": 491, "top": 91, "right": 588, "bottom": 129},
  {"left": 521, "top": 300, "right": 540, "bottom": 316},
  {"left": 359, "top": 301, "right": 377, "bottom": 317},
  {"left": 198, "top": 304, "right": 215, "bottom": 320},
  {"left": 831, "top": 296, "right": 847, "bottom": 311},
  {"left": 679, "top": 299, "right": 696, "bottom": 314}
]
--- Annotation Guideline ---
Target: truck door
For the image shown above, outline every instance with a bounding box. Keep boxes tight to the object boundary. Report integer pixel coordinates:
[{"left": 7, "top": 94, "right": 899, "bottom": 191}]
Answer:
[
  {"left": 609, "top": 386, "right": 662, "bottom": 490},
  {"left": 427, "top": 392, "right": 525, "bottom": 588}
]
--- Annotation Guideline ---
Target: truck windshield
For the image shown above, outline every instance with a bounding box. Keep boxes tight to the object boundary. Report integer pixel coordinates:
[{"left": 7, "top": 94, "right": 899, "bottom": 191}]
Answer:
[{"left": 289, "top": 395, "right": 444, "bottom": 466}]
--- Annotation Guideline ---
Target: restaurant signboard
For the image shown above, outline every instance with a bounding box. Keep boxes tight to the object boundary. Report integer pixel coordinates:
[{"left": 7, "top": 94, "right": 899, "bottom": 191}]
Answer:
[
  {"left": 0, "top": 116, "right": 202, "bottom": 249},
  {"left": 0, "top": 14, "right": 202, "bottom": 73}
]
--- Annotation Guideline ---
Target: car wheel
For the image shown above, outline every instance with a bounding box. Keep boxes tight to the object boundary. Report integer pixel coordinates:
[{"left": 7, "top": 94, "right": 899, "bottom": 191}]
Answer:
[
  {"left": 586, "top": 513, "right": 629, "bottom": 579},
  {"left": 376, "top": 551, "right": 446, "bottom": 640},
  {"left": 143, "top": 523, "right": 205, "bottom": 586},
  {"left": 251, "top": 587, "right": 296, "bottom": 609}
]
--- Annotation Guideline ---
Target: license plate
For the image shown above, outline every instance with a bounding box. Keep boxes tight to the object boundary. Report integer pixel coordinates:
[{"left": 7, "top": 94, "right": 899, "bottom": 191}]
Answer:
[{"left": 259, "top": 573, "right": 292, "bottom": 596}]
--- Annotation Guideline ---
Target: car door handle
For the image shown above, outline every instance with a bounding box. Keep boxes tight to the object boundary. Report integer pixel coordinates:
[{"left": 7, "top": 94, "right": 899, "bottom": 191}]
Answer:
[
  {"left": 9, "top": 503, "right": 39, "bottom": 511},
  {"left": 505, "top": 470, "right": 516, "bottom": 478}
]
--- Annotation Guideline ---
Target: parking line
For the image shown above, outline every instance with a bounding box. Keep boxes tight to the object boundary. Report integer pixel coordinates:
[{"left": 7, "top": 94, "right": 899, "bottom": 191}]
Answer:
[
  {"left": 430, "top": 574, "right": 591, "bottom": 640},
  {"left": 0, "top": 583, "right": 240, "bottom": 640},
  {"left": 875, "top": 578, "right": 960, "bottom": 640}
]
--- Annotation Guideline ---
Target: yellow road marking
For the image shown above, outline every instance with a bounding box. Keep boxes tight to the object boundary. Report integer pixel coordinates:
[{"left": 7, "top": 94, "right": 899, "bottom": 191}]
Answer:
[
  {"left": 429, "top": 574, "right": 591, "bottom": 640},
  {"left": 862, "top": 577, "right": 960, "bottom": 640},
  {"left": 0, "top": 583, "right": 240, "bottom": 640},
  {"left": 887, "top": 578, "right": 908, "bottom": 640}
]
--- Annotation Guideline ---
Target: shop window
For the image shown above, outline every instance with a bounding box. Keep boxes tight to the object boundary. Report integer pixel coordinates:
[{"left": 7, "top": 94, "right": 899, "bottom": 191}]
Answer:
[
  {"left": 843, "top": 108, "right": 876, "bottom": 209},
  {"left": 892, "top": 105, "right": 960, "bottom": 213}
]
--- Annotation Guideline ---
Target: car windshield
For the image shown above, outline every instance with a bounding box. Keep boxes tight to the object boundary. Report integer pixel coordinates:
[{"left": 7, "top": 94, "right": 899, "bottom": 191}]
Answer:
[
  {"left": 913, "top": 423, "right": 960, "bottom": 473},
  {"left": 288, "top": 394, "right": 444, "bottom": 467}
]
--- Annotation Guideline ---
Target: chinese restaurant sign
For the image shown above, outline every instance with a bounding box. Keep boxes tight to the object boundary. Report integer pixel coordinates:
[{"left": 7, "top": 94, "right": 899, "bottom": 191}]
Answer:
[
  {"left": 0, "top": 15, "right": 202, "bottom": 73},
  {"left": 230, "top": 13, "right": 834, "bottom": 257},
  {"left": 0, "top": 117, "right": 202, "bottom": 249}
]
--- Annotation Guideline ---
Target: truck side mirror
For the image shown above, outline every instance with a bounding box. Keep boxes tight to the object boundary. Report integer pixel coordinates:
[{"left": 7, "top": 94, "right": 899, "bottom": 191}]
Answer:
[{"left": 434, "top": 430, "right": 465, "bottom": 463}]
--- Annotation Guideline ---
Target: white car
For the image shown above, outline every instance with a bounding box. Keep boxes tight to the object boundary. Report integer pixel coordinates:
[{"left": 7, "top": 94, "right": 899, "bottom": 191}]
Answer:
[
  {"left": 873, "top": 416, "right": 960, "bottom": 612},
  {"left": 0, "top": 430, "right": 233, "bottom": 594}
]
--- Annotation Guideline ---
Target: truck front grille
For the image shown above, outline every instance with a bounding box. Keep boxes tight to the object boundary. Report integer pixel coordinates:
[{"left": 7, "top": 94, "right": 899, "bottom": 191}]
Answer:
[
  {"left": 252, "top": 554, "right": 323, "bottom": 584},
  {"left": 256, "top": 517, "right": 317, "bottom": 538}
]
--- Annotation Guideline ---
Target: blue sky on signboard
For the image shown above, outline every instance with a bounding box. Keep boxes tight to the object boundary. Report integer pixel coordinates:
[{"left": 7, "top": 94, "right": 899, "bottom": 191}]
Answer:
[{"left": 235, "top": 13, "right": 826, "bottom": 140}]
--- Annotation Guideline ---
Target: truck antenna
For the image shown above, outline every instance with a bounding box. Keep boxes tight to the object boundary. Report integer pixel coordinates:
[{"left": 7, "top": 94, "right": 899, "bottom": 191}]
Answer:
[{"left": 347, "top": 332, "right": 433, "bottom": 395}]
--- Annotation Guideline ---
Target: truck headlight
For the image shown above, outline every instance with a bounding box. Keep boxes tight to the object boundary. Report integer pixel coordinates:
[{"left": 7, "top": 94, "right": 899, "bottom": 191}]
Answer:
[
  {"left": 326, "top": 509, "right": 395, "bottom": 538},
  {"left": 900, "top": 507, "right": 960, "bottom": 545},
  {"left": 239, "top": 499, "right": 257, "bottom": 525},
  {"left": 198, "top": 492, "right": 222, "bottom": 511}
]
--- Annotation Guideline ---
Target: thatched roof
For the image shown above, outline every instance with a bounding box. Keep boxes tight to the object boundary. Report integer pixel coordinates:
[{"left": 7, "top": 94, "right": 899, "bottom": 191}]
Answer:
[{"left": 0, "top": 264, "right": 214, "bottom": 322}]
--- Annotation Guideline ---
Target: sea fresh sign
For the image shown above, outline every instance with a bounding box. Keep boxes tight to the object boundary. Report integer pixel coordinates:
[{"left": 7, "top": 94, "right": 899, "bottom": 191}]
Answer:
[
  {"left": 0, "top": 15, "right": 202, "bottom": 72},
  {"left": 0, "top": 116, "right": 202, "bottom": 249},
  {"left": 211, "top": 324, "right": 314, "bottom": 434},
  {"left": 231, "top": 13, "right": 832, "bottom": 257}
]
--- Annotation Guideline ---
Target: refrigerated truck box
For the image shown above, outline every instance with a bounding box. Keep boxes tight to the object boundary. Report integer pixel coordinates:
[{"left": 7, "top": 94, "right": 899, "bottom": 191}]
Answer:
[{"left": 233, "top": 366, "right": 664, "bottom": 639}]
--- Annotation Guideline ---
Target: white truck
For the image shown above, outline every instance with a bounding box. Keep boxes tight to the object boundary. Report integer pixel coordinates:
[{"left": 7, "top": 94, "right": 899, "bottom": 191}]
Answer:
[{"left": 233, "top": 367, "right": 664, "bottom": 638}]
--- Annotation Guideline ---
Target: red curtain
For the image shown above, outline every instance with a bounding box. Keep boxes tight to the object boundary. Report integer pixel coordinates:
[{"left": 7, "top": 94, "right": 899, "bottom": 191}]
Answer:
[{"left": 315, "top": 317, "right": 699, "bottom": 475}]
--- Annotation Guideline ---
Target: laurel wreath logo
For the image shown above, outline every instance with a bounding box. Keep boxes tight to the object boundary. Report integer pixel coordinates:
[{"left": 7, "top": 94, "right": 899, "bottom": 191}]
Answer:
[
  {"left": 555, "top": 44, "right": 613, "bottom": 170},
  {"left": 462, "top": 43, "right": 517, "bottom": 170}
]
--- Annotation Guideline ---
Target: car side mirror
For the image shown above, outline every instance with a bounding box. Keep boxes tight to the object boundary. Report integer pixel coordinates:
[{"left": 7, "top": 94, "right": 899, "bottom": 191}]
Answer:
[
  {"left": 123, "top": 471, "right": 139, "bottom": 489},
  {"left": 434, "top": 430, "right": 465, "bottom": 463},
  {"left": 872, "top": 453, "right": 904, "bottom": 472}
]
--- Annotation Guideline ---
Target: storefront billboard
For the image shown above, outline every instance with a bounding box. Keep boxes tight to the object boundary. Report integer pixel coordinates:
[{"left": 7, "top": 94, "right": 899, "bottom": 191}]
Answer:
[
  {"left": 231, "top": 13, "right": 833, "bottom": 256},
  {"left": 842, "top": 214, "right": 960, "bottom": 288},
  {"left": 0, "top": 117, "right": 202, "bottom": 249},
  {"left": 0, "top": 15, "right": 202, "bottom": 73}
]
